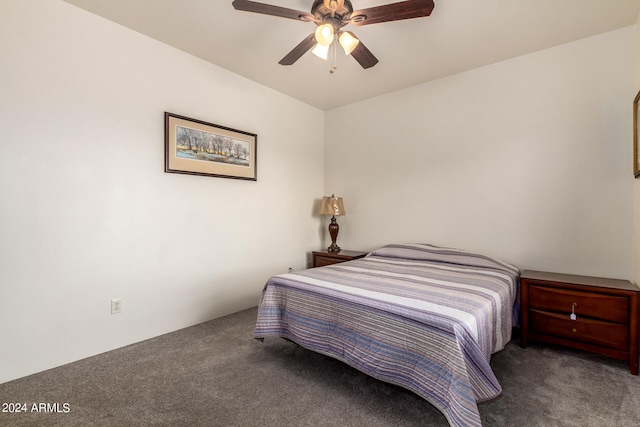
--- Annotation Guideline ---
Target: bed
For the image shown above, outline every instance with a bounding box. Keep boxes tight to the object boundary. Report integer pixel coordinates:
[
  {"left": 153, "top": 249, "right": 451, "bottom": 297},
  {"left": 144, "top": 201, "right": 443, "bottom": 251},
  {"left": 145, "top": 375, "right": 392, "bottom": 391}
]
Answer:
[{"left": 254, "top": 243, "right": 520, "bottom": 427}]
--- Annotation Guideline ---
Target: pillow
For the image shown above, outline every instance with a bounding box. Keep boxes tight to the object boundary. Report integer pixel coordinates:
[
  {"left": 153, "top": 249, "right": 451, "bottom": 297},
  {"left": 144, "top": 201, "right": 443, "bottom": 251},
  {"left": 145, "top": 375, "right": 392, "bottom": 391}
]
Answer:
[{"left": 368, "top": 243, "right": 519, "bottom": 276}]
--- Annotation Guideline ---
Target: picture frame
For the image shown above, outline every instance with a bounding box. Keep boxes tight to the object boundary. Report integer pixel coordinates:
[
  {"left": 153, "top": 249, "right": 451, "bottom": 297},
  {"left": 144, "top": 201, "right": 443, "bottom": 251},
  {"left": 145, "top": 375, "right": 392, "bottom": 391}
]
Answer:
[
  {"left": 164, "top": 112, "right": 257, "bottom": 181},
  {"left": 634, "top": 91, "right": 640, "bottom": 178}
]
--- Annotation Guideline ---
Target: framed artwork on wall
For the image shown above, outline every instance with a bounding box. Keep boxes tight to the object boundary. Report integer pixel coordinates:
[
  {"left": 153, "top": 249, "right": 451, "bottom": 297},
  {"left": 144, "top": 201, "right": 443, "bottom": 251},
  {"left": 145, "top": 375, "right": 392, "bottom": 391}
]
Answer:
[
  {"left": 164, "top": 112, "right": 257, "bottom": 181},
  {"left": 634, "top": 91, "right": 640, "bottom": 178}
]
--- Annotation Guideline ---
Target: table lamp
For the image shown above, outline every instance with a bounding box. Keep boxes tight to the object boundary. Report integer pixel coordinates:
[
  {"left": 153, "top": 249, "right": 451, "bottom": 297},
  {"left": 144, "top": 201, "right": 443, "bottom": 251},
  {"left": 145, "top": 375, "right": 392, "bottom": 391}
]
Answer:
[{"left": 319, "top": 194, "right": 345, "bottom": 253}]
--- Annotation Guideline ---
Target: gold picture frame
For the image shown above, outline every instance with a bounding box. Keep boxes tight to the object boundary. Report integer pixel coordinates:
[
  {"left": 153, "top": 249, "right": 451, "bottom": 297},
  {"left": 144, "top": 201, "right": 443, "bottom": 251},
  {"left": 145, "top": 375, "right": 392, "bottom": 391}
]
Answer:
[
  {"left": 634, "top": 91, "right": 640, "bottom": 178},
  {"left": 164, "top": 112, "right": 257, "bottom": 181}
]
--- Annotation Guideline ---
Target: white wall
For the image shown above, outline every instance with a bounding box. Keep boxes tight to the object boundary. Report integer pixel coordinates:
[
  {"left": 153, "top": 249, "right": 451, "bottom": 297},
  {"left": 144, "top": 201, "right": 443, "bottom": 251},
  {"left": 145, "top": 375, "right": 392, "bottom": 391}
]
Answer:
[
  {"left": 326, "top": 27, "right": 635, "bottom": 279},
  {"left": 0, "top": 0, "right": 324, "bottom": 383}
]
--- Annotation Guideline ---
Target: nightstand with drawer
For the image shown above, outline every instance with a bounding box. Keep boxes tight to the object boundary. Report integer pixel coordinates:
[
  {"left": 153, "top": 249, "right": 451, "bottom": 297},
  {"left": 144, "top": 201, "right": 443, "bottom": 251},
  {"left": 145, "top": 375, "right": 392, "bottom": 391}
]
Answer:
[
  {"left": 311, "top": 250, "right": 368, "bottom": 268},
  {"left": 520, "top": 270, "right": 639, "bottom": 375}
]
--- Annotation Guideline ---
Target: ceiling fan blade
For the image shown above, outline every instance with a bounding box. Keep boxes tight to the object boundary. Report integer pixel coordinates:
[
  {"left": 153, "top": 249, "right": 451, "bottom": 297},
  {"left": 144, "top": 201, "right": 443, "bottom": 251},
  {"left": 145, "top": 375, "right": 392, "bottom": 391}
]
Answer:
[
  {"left": 232, "top": 0, "right": 314, "bottom": 22},
  {"left": 351, "top": 0, "right": 434, "bottom": 26},
  {"left": 279, "top": 33, "right": 317, "bottom": 66},
  {"left": 350, "top": 40, "right": 379, "bottom": 69}
]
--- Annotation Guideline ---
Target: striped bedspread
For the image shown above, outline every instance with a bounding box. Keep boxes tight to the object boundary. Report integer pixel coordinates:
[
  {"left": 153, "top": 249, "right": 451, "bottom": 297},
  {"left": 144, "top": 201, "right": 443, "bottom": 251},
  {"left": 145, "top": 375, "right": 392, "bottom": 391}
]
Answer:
[{"left": 254, "top": 243, "right": 520, "bottom": 427}]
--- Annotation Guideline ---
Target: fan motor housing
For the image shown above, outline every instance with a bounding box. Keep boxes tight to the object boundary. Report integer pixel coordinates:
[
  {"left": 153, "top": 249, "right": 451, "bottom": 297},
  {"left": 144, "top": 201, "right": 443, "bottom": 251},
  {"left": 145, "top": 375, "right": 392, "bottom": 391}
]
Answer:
[{"left": 311, "top": 0, "right": 353, "bottom": 28}]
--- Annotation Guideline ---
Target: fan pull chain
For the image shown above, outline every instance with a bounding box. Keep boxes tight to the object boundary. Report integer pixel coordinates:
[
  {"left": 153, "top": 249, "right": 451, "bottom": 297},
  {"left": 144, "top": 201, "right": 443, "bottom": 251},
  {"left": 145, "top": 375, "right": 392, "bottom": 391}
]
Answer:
[{"left": 330, "top": 35, "right": 338, "bottom": 74}]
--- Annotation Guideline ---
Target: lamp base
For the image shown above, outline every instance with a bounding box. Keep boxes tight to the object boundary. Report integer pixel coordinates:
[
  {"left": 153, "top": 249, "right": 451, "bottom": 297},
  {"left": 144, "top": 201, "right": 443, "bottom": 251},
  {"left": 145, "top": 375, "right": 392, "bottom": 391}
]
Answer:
[
  {"left": 327, "top": 243, "right": 341, "bottom": 253},
  {"left": 327, "top": 215, "right": 341, "bottom": 253}
]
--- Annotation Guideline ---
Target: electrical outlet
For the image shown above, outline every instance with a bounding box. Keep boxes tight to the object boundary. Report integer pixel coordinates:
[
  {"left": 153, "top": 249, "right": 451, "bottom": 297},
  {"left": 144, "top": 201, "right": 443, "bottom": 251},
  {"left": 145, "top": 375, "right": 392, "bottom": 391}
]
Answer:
[
  {"left": 288, "top": 267, "right": 294, "bottom": 273},
  {"left": 111, "top": 298, "right": 122, "bottom": 314}
]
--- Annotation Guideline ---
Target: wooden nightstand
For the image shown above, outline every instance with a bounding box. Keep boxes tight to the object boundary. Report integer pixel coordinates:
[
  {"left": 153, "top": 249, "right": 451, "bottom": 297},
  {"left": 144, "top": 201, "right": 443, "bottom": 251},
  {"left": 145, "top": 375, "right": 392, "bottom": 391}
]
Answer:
[
  {"left": 312, "top": 250, "right": 368, "bottom": 268},
  {"left": 520, "top": 270, "right": 639, "bottom": 375}
]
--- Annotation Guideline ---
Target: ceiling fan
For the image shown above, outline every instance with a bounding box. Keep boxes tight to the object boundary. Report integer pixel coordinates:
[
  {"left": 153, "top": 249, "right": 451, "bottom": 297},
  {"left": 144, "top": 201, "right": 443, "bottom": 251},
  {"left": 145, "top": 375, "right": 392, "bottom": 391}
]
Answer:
[{"left": 232, "top": 0, "right": 435, "bottom": 70}]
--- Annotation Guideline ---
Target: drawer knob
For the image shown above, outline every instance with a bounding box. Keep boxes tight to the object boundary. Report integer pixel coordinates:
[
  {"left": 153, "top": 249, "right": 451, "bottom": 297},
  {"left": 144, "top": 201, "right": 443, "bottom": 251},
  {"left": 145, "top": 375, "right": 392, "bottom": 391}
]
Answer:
[{"left": 572, "top": 328, "right": 577, "bottom": 333}]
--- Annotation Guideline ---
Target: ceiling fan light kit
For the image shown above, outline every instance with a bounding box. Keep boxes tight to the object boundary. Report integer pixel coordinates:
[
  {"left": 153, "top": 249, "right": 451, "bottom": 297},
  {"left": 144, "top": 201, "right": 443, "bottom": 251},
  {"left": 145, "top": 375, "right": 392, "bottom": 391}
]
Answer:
[{"left": 232, "top": 0, "right": 435, "bottom": 70}]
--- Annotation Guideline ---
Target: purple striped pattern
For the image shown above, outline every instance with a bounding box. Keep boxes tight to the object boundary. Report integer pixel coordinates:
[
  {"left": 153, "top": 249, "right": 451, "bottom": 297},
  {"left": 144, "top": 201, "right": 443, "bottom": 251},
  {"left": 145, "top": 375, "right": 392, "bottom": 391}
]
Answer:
[{"left": 254, "top": 244, "right": 520, "bottom": 427}]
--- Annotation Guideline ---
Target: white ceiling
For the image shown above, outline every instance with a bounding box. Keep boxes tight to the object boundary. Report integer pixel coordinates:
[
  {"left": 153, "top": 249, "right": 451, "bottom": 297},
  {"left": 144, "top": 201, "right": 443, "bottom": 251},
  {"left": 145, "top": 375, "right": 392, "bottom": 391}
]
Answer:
[{"left": 63, "top": 0, "right": 640, "bottom": 110}]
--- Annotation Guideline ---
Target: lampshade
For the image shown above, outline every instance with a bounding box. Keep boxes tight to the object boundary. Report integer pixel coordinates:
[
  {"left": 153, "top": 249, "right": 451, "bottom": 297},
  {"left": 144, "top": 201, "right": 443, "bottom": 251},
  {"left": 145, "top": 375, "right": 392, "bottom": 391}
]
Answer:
[
  {"left": 311, "top": 43, "right": 330, "bottom": 60},
  {"left": 315, "top": 24, "right": 334, "bottom": 46},
  {"left": 338, "top": 31, "right": 359, "bottom": 56},
  {"left": 319, "top": 195, "right": 345, "bottom": 216}
]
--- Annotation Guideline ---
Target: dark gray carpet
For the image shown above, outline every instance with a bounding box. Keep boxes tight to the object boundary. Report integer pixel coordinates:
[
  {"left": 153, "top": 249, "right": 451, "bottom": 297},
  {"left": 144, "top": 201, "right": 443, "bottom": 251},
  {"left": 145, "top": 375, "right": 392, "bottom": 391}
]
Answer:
[{"left": 1, "top": 307, "right": 639, "bottom": 426}]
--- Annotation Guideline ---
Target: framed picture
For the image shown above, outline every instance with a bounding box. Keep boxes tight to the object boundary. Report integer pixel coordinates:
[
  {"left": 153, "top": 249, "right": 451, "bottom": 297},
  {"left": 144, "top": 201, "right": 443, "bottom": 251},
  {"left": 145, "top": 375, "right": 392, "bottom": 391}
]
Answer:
[
  {"left": 634, "top": 91, "right": 640, "bottom": 178},
  {"left": 165, "top": 112, "right": 257, "bottom": 181}
]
